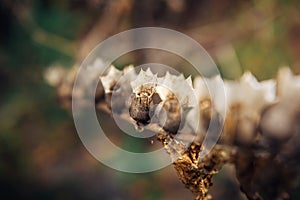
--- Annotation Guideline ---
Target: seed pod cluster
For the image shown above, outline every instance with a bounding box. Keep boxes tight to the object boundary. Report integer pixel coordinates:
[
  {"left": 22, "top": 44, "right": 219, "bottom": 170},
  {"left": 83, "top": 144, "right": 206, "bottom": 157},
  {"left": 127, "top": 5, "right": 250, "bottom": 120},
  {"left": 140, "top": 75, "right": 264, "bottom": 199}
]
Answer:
[
  {"left": 46, "top": 61, "right": 300, "bottom": 200},
  {"left": 128, "top": 69, "right": 196, "bottom": 135}
]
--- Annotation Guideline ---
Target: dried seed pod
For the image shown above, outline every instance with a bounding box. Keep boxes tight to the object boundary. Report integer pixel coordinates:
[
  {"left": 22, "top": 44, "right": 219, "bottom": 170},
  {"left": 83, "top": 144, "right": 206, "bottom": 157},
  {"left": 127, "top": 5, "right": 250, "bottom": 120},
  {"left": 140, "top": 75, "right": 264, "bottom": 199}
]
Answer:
[
  {"left": 99, "top": 66, "right": 122, "bottom": 109},
  {"left": 225, "top": 72, "right": 276, "bottom": 116},
  {"left": 221, "top": 73, "right": 276, "bottom": 146},
  {"left": 259, "top": 103, "right": 295, "bottom": 144},
  {"left": 276, "top": 112, "right": 300, "bottom": 165},
  {"left": 129, "top": 84, "right": 160, "bottom": 125},
  {"left": 109, "top": 65, "right": 138, "bottom": 113},
  {"left": 234, "top": 116, "right": 258, "bottom": 146},
  {"left": 100, "top": 65, "right": 122, "bottom": 92},
  {"left": 158, "top": 93, "right": 182, "bottom": 134},
  {"left": 129, "top": 69, "right": 160, "bottom": 125},
  {"left": 158, "top": 72, "right": 199, "bottom": 134},
  {"left": 158, "top": 72, "right": 195, "bottom": 106}
]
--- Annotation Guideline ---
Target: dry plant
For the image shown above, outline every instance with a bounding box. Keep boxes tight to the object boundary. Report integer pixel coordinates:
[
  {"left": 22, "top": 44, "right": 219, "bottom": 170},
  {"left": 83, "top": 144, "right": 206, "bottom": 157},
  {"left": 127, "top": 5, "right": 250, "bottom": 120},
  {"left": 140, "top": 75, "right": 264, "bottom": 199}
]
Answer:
[{"left": 45, "top": 63, "right": 300, "bottom": 200}]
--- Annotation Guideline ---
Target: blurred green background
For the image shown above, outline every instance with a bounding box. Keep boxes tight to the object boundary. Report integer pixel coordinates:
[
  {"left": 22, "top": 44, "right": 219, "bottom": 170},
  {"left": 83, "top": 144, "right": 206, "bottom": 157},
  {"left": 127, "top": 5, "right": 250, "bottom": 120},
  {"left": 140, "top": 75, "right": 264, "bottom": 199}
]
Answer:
[{"left": 1, "top": 0, "right": 300, "bottom": 199}]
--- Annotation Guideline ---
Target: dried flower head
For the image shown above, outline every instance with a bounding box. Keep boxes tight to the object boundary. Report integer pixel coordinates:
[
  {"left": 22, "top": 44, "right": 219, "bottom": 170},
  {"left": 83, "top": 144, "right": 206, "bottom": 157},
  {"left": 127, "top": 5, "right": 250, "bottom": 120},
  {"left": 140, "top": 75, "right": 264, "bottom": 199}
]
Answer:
[
  {"left": 157, "top": 93, "right": 182, "bottom": 134},
  {"left": 129, "top": 84, "right": 161, "bottom": 125}
]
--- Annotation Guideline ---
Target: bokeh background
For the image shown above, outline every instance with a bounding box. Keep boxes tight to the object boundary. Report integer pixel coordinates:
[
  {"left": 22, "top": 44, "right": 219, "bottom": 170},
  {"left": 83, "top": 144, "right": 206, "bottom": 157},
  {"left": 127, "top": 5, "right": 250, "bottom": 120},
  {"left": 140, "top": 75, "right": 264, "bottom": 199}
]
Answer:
[{"left": 1, "top": 0, "right": 300, "bottom": 199}]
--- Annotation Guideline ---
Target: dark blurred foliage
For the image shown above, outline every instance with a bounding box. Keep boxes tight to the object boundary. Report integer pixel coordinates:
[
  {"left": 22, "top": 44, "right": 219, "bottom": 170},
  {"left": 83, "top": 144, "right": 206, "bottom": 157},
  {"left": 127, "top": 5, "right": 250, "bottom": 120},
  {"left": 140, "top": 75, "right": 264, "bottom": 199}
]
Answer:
[{"left": 0, "top": 0, "right": 300, "bottom": 199}]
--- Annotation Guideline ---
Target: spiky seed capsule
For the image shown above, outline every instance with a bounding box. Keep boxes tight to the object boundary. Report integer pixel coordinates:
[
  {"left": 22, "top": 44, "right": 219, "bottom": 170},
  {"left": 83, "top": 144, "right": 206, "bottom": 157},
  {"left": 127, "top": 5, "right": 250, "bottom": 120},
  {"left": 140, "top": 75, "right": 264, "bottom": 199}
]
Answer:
[
  {"left": 235, "top": 116, "right": 257, "bottom": 146},
  {"left": 259, "top": 103, "right": 295, "bottom": 143},
  {"left": 159, "top": 93, "right": 182, "bottom": 134},
  {"left": 129, "top": 85, "right": 161, "bottom": 125}
]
